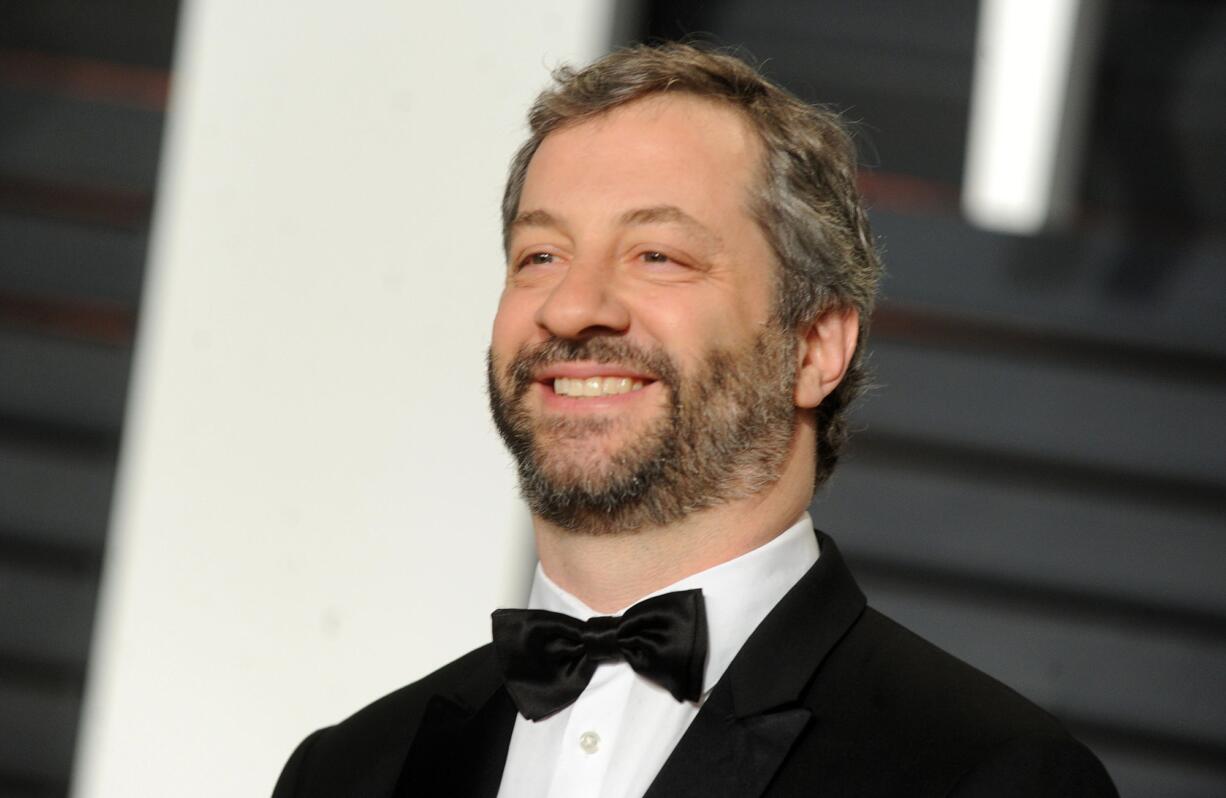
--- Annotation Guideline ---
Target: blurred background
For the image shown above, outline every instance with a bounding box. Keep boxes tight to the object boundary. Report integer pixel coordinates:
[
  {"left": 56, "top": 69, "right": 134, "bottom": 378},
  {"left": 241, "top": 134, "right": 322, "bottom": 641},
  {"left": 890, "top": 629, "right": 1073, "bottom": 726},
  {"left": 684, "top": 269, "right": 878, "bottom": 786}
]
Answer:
[{"left": 1, "top": 1, "right": 1223, "bottom": 796}]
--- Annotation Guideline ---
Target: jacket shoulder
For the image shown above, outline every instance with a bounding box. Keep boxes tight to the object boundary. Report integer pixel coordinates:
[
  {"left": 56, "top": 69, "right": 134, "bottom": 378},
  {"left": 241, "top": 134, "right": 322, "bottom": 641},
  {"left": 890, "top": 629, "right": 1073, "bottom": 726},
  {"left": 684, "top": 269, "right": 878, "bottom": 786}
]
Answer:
[
  {"left": 837, "top": 608, "right": 1068, "bottom": 734},
  {"left": 947, "top": 732, "right": 1118, "bottom": 797},
  {"left": 795, "top": 608, "right": 1116, "bottom": 796},
  {"left": 272, "top": 643, "right": 497, "bottom": 798}
]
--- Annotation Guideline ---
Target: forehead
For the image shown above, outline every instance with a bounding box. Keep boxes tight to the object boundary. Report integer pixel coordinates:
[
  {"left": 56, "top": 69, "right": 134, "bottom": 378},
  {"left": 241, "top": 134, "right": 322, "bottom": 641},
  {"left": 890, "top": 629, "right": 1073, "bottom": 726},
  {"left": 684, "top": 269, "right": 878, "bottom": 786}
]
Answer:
[{"left": 518, "top": 94, "right": 764, "bottom": 223}]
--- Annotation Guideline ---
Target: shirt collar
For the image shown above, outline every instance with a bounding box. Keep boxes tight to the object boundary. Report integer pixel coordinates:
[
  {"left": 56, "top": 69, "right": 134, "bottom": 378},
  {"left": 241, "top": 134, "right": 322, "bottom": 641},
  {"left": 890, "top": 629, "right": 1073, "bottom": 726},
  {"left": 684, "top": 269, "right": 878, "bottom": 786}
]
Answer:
[{"left": 527, "top": 512, "right": 820, "bottom": 695}]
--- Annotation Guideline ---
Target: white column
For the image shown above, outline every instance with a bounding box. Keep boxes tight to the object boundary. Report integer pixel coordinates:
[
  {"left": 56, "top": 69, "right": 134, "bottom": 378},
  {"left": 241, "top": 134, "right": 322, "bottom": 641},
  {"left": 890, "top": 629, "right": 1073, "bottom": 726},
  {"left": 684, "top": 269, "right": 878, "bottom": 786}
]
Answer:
[{"left": 72, "top": 3, "right": 614, "bottom": 796}]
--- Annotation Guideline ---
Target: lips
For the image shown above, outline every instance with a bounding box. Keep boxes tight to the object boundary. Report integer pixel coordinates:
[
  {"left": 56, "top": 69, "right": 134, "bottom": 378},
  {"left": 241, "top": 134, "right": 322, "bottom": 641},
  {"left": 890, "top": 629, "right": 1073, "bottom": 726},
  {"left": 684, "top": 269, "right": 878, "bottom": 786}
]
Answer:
[
  {"left": 534, "top": 362, "right": 657, "bottom": 400},
  {"left": 503, "top": 338, "right": 676, "bottom": 409}
]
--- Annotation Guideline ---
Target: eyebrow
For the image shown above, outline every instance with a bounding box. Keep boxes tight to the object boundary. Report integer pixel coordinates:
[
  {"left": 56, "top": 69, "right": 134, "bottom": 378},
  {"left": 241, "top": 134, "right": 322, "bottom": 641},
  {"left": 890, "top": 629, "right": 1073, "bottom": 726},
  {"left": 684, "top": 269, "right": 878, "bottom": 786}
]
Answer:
[
  {"left": 618, "top": 205, "right": 723, "bottom": 249},
  {"left": 509, "top": 208, "right": 561, "bottom": 231},
  {"left": 510, "top": 205, "right": 723, "bottom": 250}
]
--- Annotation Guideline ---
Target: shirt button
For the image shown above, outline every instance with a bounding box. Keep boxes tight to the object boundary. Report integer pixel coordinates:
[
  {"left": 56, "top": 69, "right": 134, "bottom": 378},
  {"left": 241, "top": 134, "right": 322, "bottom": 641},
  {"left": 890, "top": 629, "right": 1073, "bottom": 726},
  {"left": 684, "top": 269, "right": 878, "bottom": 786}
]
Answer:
[{"left": 578, "top": 730, "right": 600, "bottom": 754}]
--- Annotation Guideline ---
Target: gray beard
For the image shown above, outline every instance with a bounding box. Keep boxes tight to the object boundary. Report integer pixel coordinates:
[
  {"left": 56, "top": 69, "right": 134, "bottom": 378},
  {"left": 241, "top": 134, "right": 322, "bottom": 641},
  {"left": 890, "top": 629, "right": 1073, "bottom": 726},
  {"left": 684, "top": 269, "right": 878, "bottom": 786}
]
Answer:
[{"left": 487, "top": 328, "right": 797, "bottom": 535}]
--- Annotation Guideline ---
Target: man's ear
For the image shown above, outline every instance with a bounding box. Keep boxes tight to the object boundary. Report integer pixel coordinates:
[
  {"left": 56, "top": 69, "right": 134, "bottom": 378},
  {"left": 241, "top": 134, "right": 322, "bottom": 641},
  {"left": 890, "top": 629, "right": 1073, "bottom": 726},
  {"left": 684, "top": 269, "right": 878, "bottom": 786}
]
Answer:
[{"left": 794, "top": 306, "right": 859, "bottom": 409}]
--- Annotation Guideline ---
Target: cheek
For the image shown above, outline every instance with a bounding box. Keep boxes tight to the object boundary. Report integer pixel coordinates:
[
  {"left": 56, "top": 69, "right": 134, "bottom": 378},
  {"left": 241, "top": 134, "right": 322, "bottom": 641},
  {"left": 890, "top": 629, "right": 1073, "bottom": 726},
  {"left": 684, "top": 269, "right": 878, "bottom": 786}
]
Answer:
[
  {"left": 642, "top": 293, "right": 764, "bottom": 357},
  {"left": 491, "top": 292, "right": 538, "bottom": 353}
]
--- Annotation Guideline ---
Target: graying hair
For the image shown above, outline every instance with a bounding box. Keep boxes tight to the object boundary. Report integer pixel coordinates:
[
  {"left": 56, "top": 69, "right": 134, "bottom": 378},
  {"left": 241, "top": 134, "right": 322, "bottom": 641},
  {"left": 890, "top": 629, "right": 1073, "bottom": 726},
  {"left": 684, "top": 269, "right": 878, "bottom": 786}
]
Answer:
[{"left": 501, "top": 43, "right": 882, "bottom": 488}]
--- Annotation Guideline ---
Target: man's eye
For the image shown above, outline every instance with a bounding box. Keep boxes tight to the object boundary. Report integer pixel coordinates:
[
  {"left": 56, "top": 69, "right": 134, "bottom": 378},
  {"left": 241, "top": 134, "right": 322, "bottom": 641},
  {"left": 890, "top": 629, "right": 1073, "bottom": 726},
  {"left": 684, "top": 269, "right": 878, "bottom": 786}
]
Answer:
[
  {"left": 641, "top": 251, "right": 670, "bottom": 263},
  {"left": 520, "top": 252, "right": 555, "bottom": 268}
]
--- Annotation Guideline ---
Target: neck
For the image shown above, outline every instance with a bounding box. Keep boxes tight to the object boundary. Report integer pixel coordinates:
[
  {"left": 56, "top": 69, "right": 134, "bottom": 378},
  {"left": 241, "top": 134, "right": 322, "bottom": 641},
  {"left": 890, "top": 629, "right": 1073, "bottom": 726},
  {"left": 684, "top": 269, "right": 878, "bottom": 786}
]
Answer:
[{"left": 534, "top": 422, "right": 816, "bottom": 613}]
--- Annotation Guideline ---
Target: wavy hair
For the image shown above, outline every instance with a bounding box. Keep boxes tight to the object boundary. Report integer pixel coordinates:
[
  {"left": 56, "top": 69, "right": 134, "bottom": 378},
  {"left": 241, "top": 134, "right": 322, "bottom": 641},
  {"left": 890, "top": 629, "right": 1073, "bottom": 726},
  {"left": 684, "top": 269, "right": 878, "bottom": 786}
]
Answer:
[{"left": 501, "top": 43, "right": 882, "bottom": 488}]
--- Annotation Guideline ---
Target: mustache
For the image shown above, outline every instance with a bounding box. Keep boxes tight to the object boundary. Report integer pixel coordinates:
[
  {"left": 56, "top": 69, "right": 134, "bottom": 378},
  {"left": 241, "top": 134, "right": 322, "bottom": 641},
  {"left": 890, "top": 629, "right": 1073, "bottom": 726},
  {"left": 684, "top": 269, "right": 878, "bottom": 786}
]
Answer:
[{"left": 506, "top": 338, "right": 680, "bottom": 398}]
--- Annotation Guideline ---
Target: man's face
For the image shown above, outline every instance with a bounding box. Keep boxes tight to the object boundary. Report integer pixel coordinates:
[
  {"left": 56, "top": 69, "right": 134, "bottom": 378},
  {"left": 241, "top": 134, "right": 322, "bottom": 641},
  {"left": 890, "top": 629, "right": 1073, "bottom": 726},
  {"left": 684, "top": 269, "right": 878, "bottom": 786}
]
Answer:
[{"left": 488, "top": 95, "right": 799, "bottom": 533}]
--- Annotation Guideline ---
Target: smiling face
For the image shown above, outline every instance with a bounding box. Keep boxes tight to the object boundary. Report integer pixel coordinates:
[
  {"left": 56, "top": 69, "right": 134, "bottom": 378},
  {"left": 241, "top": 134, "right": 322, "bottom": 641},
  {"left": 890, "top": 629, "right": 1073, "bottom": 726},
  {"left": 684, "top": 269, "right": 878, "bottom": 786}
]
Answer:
[{"left": 488, "top": 94, "right": 801, "bottom": 533}]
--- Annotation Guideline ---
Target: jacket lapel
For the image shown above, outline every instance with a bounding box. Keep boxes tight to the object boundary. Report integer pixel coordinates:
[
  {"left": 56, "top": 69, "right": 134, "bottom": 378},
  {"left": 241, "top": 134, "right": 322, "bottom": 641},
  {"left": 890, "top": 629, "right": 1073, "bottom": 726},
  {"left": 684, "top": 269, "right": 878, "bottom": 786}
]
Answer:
[
  {"left": 641, "top": 687, "right": 811, "bottom": 798},
  {"left": 393, "top": 645, "right": 517, "bottom": 798},
  {"left": 644, "top": 532, "right": 866, "bottom": 798}
]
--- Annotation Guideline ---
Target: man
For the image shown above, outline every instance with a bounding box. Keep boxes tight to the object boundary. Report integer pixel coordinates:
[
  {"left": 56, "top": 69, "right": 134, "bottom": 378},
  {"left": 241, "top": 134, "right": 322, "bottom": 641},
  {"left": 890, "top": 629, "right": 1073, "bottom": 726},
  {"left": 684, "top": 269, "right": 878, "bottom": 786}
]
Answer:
[{"left": 273, "top": 44, "right": 1117, "bottom": 797}]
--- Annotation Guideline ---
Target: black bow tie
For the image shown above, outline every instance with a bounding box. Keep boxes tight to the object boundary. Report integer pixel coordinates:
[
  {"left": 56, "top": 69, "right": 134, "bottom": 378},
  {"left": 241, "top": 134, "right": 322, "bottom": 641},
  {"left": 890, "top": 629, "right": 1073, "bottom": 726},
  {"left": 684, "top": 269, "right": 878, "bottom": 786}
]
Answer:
[{"left": 491, "top": 589, "right": 708, "bottom": 721}]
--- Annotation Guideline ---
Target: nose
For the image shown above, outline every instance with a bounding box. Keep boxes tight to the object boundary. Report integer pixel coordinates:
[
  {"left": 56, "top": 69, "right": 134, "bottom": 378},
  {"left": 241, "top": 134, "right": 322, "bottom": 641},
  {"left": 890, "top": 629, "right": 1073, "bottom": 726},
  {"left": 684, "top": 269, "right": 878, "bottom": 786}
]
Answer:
[{"left": 534, "top": 260, "right": 630, "bottom": 339}]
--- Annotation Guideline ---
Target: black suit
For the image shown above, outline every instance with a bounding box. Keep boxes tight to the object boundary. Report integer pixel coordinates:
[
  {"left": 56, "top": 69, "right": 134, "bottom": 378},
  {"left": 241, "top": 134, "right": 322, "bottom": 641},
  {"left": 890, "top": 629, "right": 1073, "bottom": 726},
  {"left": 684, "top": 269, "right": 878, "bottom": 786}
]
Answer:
[{"left": 273, "top": 533, "right": 1117, "bottom": 797}]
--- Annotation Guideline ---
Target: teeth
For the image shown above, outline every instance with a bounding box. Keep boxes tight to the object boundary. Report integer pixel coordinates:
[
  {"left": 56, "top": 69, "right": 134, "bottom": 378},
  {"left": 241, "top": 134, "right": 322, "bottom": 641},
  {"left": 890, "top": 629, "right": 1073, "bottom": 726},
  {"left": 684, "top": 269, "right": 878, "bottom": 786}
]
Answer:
[{"left": 553, "top": 376, "right": 648, "bottom": 398}]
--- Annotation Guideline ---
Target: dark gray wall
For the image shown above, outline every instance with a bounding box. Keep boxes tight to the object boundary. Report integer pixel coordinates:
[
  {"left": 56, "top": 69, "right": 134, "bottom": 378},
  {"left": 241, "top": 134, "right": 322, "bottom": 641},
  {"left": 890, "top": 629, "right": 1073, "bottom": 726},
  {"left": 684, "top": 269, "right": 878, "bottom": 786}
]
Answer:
[{"left": 0, "top": 1, "right": 176, "bottom": 795}]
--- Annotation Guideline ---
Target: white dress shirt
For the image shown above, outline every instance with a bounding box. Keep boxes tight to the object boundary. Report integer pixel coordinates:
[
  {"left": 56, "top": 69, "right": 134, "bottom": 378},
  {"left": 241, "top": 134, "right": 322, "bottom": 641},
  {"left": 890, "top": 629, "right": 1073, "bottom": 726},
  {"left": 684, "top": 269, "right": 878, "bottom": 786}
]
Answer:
[{"left": 495, "top": 513, "right": 820, "bottom": 798}]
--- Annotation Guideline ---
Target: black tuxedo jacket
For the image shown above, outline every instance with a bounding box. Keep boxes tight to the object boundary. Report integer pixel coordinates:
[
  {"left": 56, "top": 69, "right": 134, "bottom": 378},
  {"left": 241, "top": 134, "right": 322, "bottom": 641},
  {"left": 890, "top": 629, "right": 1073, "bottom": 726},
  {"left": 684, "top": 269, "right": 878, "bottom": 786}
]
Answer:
[{"left": 273, "top": 533, "right": 1117, "bottom": 797}]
